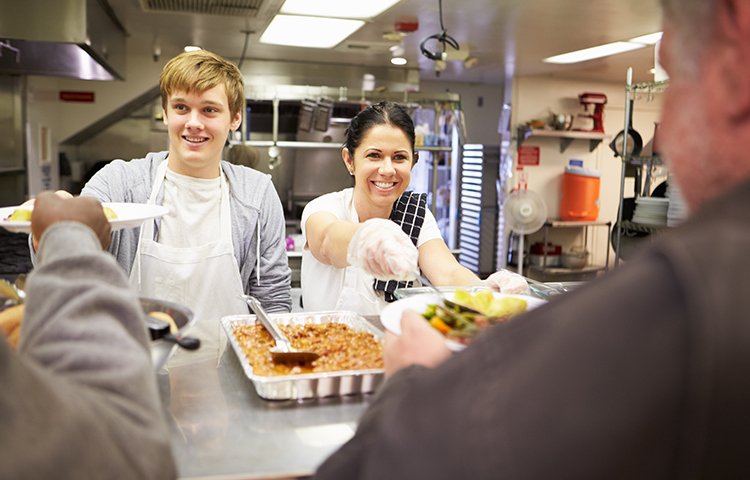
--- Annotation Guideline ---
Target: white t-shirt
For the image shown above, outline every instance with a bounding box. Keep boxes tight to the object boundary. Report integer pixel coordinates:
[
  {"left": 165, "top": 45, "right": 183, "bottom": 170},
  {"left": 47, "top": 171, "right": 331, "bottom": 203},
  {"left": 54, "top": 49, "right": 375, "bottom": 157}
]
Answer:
[
  {"left": 300, "top": 188, "right": 441, "bottom": 314},
  {"left": 160, "top": 168, "right": 222, "bottom": 247}
]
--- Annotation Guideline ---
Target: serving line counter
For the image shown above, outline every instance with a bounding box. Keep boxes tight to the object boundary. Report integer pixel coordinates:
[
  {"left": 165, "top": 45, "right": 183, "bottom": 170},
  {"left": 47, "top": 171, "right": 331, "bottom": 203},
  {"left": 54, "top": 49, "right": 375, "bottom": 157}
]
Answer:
[{"left": 160, "top": 315, "right": 384, "bottom": 480}]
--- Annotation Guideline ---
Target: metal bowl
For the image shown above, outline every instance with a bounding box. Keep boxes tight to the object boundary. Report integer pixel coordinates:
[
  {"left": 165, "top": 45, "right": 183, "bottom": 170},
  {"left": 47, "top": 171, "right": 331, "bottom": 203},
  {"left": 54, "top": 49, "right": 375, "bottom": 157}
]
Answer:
[{"left": 139, "top": 297, "right": 195, "bottom": 371}]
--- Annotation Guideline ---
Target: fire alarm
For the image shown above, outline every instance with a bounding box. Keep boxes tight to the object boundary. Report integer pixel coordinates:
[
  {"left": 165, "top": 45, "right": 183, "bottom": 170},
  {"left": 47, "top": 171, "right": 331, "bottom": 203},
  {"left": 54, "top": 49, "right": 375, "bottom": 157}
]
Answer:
[{"left": 395, "top": 17, "right": 419, "bottom": 32}]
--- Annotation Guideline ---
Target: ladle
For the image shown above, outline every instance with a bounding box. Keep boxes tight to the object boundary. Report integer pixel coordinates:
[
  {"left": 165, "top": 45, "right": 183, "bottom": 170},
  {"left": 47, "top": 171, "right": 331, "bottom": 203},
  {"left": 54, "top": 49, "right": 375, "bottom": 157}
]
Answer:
[
  {"left": 145, "top": 313, "right": 201, "bottom": 350},
  {"left": 239, "top": 294, "right": 320, "bottom": 364}
]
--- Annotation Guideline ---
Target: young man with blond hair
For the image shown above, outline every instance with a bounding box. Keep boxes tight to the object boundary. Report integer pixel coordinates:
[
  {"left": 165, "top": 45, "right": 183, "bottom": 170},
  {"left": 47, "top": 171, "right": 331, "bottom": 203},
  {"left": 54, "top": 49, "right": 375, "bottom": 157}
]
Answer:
[{"left": 81, "top": 50, "right": 291, "bottom": 360}]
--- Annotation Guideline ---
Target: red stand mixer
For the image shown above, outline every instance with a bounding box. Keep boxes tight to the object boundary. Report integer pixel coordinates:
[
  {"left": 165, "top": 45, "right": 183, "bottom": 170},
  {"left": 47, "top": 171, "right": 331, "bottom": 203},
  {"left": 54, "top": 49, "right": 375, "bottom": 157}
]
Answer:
[{"left": 576, "top": 93, "right": 607, "bottom": 133}]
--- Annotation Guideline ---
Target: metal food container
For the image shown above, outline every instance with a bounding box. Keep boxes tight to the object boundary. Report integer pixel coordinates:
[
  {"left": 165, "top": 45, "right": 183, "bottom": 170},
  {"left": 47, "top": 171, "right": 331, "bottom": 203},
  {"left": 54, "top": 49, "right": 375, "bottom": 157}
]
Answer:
[{"left": 221, "top": 311, "right": 385, "bottom": 401}]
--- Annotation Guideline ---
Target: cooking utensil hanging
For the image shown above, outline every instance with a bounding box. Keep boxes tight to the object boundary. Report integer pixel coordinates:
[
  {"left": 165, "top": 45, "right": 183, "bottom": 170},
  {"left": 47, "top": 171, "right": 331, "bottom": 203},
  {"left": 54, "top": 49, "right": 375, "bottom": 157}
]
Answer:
[
  {"left": 609, "top": 98, "right": 643, "bottom": 157},
  {"left": 227, "top": 97, "right": 259, "bottom": 168}
]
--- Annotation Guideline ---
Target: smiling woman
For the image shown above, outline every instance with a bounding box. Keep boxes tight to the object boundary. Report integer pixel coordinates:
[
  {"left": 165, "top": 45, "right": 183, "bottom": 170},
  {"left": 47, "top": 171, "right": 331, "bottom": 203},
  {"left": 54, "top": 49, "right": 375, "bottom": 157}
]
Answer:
[{"left": 300, "top": 101, "right": 486, "bottom": 315}]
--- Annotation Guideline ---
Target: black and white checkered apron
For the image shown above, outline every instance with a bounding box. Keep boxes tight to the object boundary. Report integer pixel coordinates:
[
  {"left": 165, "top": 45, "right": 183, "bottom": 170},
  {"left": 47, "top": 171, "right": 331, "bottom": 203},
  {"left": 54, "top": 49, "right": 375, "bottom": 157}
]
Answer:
[{"left": 373, "top": 191, "right": 427, "bottom": 302}]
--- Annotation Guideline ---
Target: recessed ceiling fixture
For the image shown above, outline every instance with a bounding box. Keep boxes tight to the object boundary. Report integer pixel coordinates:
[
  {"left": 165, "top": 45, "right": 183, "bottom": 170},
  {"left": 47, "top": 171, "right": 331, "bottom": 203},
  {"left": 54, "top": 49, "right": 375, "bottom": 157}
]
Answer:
[
  {"left": 543, "top": 32, "right": 663, "bottom": 64},
  {"left": 260, "top": 15, "right": 365, "bottom": 48},
  {"left": 391, "top": 57, "right": 407, "bottom": 65},
  {"left": 184, "top": 45, "right": 202, "bottom": 52},
  {"left": 280, "top": 0, "right": 402, "bottom": 20}
]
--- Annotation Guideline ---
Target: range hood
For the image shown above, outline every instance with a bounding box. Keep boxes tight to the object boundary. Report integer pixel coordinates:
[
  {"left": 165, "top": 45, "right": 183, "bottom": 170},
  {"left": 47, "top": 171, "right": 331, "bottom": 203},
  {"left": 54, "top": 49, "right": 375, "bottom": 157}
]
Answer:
[{"left": 0, "top": 0, "right": 126, "bottom": 80}]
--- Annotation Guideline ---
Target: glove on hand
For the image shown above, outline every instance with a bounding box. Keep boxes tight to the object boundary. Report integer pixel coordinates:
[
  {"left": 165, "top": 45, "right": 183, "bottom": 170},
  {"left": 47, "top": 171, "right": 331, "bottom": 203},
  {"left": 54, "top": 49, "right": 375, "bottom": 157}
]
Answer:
[
  {"left": 347, "top": 218, "right": 418, "bottom": 282},
  {"left": 483, "top": 269, "right": 530, "bottom": 295}
]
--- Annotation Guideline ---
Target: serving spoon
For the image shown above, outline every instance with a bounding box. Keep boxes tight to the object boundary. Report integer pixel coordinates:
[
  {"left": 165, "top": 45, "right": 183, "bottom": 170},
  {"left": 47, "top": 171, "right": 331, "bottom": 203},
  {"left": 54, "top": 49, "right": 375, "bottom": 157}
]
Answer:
[
  {"left": 409, "top": 270, "right": 484, "bottom": 315},
  {"left": 239, "top": 294, "right": 320, "bottom": 365}
]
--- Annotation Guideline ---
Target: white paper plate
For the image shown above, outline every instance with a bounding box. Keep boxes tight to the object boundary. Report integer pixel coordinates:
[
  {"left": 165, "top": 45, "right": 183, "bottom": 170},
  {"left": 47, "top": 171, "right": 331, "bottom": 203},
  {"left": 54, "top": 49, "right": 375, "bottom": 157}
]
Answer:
[
  {"left": 380, "top": 292, "right": 546, "bottom": 352},
  {"left": 0, "top": 202, "right": 169, "bottom": 234}
]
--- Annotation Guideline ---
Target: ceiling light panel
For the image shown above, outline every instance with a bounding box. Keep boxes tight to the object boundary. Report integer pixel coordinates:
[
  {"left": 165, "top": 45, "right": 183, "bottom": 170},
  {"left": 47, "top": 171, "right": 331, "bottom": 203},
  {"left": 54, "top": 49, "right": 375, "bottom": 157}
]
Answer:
[
  {"left": 629, "top": 32, "right": 663, "bottom": 45},
  {"left": 260, "top": 15, "right": 365, "bottom": 48},
  {"left": 280, "top": 0, "right": 402, "bottom": 19},
  {"left": 543, "top": 42, "right": 646, "bottom": 64}
]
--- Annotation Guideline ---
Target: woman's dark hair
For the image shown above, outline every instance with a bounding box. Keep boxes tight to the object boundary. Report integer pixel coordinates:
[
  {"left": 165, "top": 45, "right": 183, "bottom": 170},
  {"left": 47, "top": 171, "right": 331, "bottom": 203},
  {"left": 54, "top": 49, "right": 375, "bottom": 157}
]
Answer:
[{"left": 344, "top": 101, "right": 417, "bottom": 163}]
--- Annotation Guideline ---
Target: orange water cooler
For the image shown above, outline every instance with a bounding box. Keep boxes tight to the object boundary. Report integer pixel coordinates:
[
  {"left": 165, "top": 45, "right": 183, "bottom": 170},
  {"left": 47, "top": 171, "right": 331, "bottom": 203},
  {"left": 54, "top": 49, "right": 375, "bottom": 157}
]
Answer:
[{"left": 559, "top": 164, "right": 601, "bottom": 221}]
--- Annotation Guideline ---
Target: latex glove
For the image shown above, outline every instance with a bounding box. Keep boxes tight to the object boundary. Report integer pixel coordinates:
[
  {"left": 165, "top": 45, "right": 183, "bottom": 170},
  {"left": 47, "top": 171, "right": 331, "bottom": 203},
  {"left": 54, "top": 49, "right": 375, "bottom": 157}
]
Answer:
[
  {"left": 347, "top": 218, "right": 418, "bottom": 282},
  {"left": 483, "top": 268, "right": 530, "bottom": 295}
]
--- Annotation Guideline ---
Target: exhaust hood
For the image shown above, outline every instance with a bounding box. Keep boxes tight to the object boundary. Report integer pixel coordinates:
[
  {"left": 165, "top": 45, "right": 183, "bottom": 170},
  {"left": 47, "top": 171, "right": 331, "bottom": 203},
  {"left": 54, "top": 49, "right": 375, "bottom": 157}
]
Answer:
[{"left": 0, "top": 0, "right": 127, "bottom": 80}]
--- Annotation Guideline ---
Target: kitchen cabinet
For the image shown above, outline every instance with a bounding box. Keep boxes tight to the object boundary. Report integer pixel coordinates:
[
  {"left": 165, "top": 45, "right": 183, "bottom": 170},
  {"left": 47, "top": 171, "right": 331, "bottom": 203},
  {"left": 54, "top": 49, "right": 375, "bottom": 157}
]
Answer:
[
  {"left": 614, "top": 69, "right": 669, "bottom": 266},
  {"left": 525, "top": 220, "right": 611, "bottom": 282},
  {"left": 517, "top": 126, "right": 609, "bottom": 153}
]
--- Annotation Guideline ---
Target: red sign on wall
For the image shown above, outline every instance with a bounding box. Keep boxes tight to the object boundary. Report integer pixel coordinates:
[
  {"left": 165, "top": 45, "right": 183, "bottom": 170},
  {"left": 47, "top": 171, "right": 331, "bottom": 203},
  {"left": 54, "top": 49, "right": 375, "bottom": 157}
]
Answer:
[
  {"left": 59, "top": 91, "right": 95, "bottom": 102},
  {"left": 517, "top": 146, "right": 540, "bottom": 166}
]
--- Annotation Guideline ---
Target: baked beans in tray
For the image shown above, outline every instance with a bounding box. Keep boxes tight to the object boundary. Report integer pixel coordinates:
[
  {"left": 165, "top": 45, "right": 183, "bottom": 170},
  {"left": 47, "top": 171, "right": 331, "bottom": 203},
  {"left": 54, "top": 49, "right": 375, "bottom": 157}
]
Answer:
[{"left": 221, "top": 311, "right": 385, "bottom": 400}]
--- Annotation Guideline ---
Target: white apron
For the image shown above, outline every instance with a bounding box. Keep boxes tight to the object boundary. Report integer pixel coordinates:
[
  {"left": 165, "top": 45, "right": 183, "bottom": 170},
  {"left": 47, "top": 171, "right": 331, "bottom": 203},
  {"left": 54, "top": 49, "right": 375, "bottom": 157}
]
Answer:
[
  {"left": 130, "top": 160, "right": 248, "bottom": 366},
  {"left": 334, "top": 265, "right": 386, "bottom": 316}
]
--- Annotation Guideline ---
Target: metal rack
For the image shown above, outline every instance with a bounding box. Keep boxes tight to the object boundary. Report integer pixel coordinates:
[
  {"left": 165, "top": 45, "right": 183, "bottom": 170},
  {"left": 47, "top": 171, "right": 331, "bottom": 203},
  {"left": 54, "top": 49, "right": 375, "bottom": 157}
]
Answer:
[
  {"left": 526, "top": 220, "right": 612, "bottom": 281},
  {"left": 614, "top": 68, "right": 669, "bottom": 266}
]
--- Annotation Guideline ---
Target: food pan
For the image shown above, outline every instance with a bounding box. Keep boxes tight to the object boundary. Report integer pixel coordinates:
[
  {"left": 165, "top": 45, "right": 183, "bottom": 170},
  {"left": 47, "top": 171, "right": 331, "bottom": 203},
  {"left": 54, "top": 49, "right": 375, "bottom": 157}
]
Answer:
[{"left": 221, "top": 311, "right": 385, "bottom": 401}]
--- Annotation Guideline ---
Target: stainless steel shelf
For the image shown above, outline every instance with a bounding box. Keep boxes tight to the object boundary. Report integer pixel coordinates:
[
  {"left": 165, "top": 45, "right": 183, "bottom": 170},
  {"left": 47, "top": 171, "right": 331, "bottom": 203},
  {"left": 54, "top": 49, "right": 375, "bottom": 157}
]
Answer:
[
  {"left": 228, "top": 140, "right": 452, "bottom": 152},
  {"left": 545, "top": 220, "right": 611, "bottom": 228},
  {"left": 622, "top": 154, "right": 664, "bottom": 166},
  {"left": 627, "top": 80, "right": 669, "bottom": 94},
  {"left": 517, "top": 126, "right": 610, "bottom": 153},
  {"left": 528, "top": 265, "right": 608, "bottom": 274},
  {"left": 0, "top": 167, "right": 26, "bottom": 175},
  {"left": 620, "top": 220, "right": 669, "bottom": 234}
]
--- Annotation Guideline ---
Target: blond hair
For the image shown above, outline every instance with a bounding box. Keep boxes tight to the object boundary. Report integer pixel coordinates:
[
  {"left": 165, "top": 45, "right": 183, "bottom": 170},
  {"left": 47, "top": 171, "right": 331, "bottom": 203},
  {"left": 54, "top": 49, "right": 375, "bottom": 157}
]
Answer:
[{"left": 159, "top": 50, "right": 245, "bottom": 118}]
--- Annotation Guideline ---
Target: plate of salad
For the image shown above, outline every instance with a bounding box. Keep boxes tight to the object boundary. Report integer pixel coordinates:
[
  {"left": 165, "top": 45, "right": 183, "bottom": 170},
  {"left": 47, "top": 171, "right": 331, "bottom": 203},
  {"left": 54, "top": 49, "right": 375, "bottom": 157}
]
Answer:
[{"left": 380, "top": 289, "right": 546, "bottom": 351}]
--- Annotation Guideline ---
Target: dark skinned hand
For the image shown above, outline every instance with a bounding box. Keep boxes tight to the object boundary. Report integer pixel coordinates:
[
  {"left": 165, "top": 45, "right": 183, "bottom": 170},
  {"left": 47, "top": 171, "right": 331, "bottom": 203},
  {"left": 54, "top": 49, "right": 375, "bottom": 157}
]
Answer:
[{"left": 31, "top": 192, "right": 112, "bottom": 250}]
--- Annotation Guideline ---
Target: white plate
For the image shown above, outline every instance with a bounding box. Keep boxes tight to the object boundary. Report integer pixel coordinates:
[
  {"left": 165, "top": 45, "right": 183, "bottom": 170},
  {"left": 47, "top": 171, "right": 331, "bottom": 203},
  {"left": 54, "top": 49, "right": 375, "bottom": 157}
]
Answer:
[
  {"left": 0, "top": 202, "right": 169, "bottom": 234},
  {"left": 380, "top": 292, "right": 547, "bottom": 352}
]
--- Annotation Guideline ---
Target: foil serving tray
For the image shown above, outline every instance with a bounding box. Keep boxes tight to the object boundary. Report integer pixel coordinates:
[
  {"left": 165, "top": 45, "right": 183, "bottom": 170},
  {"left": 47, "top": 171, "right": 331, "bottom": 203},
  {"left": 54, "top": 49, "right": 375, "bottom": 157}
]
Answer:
[{"left": 221, "top": 311, "right": 385, "bottom": 401}]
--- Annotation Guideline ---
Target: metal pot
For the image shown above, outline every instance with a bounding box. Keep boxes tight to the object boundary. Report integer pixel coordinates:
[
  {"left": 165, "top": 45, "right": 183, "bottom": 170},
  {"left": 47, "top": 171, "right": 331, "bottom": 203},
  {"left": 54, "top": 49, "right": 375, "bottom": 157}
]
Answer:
[{"left": 560, "top": 251, "right": 588, "bottom": 269}]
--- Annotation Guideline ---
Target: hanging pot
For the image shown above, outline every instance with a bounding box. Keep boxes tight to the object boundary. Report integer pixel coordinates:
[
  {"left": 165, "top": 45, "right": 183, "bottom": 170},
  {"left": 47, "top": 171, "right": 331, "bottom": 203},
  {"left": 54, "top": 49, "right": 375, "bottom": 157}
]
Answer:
[{"left": 609, "top": 98, "right": 643, "bottom": 157}]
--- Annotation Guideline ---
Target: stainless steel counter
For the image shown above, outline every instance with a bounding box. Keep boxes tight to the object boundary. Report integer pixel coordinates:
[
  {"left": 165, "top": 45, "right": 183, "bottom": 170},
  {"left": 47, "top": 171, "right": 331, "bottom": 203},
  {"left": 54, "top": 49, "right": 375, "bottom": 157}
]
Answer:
[{"left": 160, "top": 316, "right": 383, "bottom": 480}]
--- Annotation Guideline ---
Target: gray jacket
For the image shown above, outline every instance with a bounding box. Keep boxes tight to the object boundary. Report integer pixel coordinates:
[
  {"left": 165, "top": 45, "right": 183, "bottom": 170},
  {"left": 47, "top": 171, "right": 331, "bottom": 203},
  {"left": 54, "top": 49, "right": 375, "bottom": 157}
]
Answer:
[
  {"left": 81, "top": 151, "right": 292, "bottom": 313},
  {"left": 1, "top": 222, "right": 176, "bottom": 479}
]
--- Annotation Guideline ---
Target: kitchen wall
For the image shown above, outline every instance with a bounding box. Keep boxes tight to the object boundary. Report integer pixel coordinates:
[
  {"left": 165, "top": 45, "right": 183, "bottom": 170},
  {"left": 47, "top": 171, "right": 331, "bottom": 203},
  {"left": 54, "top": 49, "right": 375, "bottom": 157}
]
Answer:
[
  {"left": 510, "top": 74, "right": 664, "bottom": 268},
  {"left": 23, "top": 51, "right": 164, "bottom": 197}
]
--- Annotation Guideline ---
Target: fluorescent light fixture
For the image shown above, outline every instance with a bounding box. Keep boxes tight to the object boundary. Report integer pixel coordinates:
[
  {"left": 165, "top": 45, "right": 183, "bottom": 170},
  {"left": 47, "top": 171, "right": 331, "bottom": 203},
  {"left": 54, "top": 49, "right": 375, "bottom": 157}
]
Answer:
[
  {"left": 543, "top": 42, "right": 646, "bottom": 64},
  {"left": 260, "top": 15, "right": 365, "bottom": 48},
  {"left": 391, "top": 57, "right": 407, "bottom": 65},
  {"left": 184, "top": 46, "right": 202, "bottom": 52},
  {"left": 280, "top": 0, "right": 401, "bottom": 20},
  {"left": 629, "top": 32, "right": 663, "bottom": 45}
]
